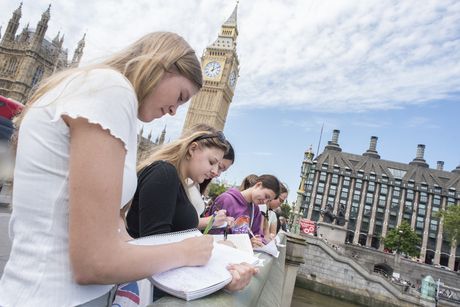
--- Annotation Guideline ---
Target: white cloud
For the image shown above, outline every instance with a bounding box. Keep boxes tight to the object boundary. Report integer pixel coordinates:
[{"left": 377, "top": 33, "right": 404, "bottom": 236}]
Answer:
[{"left": 2, "top": 0, "right": 459, "bottom": 116}]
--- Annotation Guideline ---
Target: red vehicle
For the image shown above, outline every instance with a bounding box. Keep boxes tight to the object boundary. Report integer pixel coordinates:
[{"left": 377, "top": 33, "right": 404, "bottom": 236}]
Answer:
[{"left": 0, "top": 95, "right": 24, "bottom": 120}]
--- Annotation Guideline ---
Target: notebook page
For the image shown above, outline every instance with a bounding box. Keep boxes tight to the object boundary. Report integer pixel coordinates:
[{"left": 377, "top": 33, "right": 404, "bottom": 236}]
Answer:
[
  {"left": 253, "top": 239, "right": 280, "bottom": 258},
  {"left": 152, "top": 242, "right": 259, "bottom": 294},
  {"left": 129, "top": 229, "right": 202, "bottom": 246},
  {"left": 212, "top": 234, "right": 254, "bottom": 255}
]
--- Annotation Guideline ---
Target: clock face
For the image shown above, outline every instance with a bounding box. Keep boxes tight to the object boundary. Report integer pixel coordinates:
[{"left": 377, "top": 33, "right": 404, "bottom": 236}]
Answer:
[
  {"left": 229, "top": 71, "right": 237, "bottom": 87},
  {"left": 204, "top": 61, "right": 222, "bottom": 78}
]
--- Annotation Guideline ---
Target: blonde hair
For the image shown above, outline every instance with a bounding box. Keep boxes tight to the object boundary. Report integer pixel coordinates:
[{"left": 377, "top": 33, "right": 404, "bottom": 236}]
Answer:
[
  {"left": 137, "top": 131, "right": 229, "bottom": 184},
  {"left": 13, "top": 32, "right": 202, "bottom": 147}
]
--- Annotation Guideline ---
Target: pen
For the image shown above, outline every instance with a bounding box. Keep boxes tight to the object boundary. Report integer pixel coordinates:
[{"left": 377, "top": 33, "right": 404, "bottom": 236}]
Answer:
[
  {"left": 223, "top": 227, "right": 228, "bottom": 241},
  {"left": 248, "top": 228, "right": 256, "bottom": 238},
  {"left": 203, "top": 212, "right": 216, "bottom": 235}
]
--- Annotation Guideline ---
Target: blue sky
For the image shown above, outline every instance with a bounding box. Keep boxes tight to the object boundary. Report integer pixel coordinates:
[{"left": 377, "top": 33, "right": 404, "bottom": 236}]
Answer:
[{"left": 2, "top": 0, "right": 459, "bottom": 203}]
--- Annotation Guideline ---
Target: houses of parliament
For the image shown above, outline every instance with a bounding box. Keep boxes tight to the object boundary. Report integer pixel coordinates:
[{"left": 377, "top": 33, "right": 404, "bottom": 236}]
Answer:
[
  {"left": 0, "top": 3, "right": 85, "bottom": 103},
  {"left": 1, "top": 2, "right": 239, "bottom": 136}
]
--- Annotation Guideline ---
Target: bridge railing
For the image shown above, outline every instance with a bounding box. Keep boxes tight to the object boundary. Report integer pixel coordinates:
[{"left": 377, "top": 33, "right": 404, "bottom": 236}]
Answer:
[{"left": 150, "top": 232, "right": 307, "bottom": 307}]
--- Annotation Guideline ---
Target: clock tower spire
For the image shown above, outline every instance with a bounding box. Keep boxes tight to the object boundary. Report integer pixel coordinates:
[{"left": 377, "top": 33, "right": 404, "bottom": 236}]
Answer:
[{"left": 182, "top": 3, "right": 240, "bottom": 133}]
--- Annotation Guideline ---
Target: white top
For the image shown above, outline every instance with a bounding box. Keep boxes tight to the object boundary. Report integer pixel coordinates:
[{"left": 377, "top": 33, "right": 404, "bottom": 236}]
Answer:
[
  {"left": 268, "top": 210, "right": 278, "bottom": 228},
  {"left": 0, "top": 69, "right": 138, "bottom": 306},
  {"left": 185, "top": 179, "right": 205, "bottom": 216}
]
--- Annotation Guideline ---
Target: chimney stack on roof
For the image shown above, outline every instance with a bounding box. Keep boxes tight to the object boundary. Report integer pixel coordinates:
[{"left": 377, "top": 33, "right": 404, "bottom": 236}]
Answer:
[
  {"left": 363, "top": 136, "right": 380, "bottom": 159},
  {"left": 409, "top": 144, "right": 429, "bottom": 168},
  {"left": 325, "top": 129, "right": 342, "bottom": 152}
]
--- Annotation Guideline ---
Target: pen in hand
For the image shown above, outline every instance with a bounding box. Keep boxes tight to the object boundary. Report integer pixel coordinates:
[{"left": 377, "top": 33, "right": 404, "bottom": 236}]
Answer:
[
  {"left": 224, "top": 227, "right": 228, "bottom": 241},
  {"left": 203, "top": 212, "right": 216, "bottom": 235}
]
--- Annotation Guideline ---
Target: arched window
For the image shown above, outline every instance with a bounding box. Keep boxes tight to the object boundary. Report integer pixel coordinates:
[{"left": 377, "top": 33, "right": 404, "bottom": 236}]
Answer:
[{"left": 31, "top": 66, "right": 44, "bottom": 87}]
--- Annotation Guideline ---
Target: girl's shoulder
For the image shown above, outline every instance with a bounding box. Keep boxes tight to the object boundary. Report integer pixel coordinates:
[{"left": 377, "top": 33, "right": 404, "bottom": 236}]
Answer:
[{"left": 139, "top": 160, "right": 179, "bottom": 182}]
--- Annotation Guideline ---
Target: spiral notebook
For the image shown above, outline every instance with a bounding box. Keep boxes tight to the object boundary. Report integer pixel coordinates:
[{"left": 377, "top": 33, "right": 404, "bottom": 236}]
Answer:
[{"left": 129, "top": 229, "right": 259, "bottom": 301}]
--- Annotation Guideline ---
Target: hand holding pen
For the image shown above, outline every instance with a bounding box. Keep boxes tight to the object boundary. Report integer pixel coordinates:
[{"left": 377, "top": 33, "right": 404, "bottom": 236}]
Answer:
[{"left": 248, "top": 228, "right": 264, "bottom": 248}]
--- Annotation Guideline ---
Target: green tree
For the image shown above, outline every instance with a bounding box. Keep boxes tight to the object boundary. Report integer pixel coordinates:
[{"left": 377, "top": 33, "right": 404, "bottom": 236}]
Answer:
[
  {"left": 383, "top": 221, "right": 421, "bottom": 257},
  {"left": 207, "top": 182, "right": 227, "bottom": 200},
  {"left": 436, "top": 204, "right": 460, "bottom": 246},
  {"left": 280, "top": 202, "right": 292, "bottom": 218}
]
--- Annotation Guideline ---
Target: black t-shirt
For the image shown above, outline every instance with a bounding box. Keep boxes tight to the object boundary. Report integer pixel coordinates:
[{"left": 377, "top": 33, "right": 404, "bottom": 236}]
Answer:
[{"left": 126, "top": 160, "right": 199, "bottom": 238}]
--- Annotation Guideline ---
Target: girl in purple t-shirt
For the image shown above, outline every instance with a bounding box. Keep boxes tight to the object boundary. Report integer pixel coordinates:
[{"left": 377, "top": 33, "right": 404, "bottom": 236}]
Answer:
[{"left": 208, "top": 174, "right": 280, "bottom": 248}]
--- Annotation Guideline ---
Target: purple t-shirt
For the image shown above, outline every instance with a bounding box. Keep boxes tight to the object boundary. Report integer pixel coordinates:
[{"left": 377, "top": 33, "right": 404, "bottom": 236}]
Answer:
[{"left": 209, "top": 188, "right": 264, "bottom": 239}]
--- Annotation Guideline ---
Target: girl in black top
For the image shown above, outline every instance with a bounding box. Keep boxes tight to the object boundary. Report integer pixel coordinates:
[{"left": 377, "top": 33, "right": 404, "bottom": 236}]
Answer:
[
  {"left": 127, "top": 130, "right": 228, "bottom": 237},
  {"left": 126, "top": 130, "right": 258, "bottom": 293}
]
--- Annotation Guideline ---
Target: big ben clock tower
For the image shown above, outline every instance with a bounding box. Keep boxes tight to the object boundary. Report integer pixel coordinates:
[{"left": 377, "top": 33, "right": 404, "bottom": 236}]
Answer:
[{"left": 182, "top": 4, "right": 240, "bottom": 132}]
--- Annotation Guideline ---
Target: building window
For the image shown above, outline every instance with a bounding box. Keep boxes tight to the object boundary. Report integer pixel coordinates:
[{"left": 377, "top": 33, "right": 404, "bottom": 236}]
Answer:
[
  {"left": 31, "top": 66, "right": 45, "bottom": 87},
  {"left": 388, "top": 168, "right": 406, "bottom": 179},
  {"left": 365, "top": 192, "right": 373, "bottom": 205},
  {"left": 355, "top": 179, "right": 363, "bottom": 190},
  {"left": 331, "top": 174, "right": 339, "bottom": 184},
  {"left": 5, "top": 57, "right": 19, "bottom": 75},
  {"left": 406, "top": 190, "right": 414, "bottom": 201},
  {"left": 329, "top": 184, "right": 337, "bottom": 196},
  {"left": 368, "top": 182, "right": 375, "bottom": 193},
  {"left": 317, "top": 182, "right": 325, "bottom": 194},
  {"left": 380, "top": 184, "right": 388, "bottom": 195},
  {"left": 419, "top": 192, "right": 428, "bottom": 203},
  {"left": 393, "top": 187, "right": 401, "bottom": 198},
  {"left": 378, "top": 195, "right": 386, "bottom": 207},
  {"left": 319, "top": 172, "right": 327, "bottom": 182}
]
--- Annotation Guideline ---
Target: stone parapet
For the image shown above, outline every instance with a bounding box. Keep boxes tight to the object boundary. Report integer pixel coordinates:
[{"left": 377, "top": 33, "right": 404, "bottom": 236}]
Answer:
[
  {"left": 298, "top": 235, "right": 436, "bottom": 306},
  {"left": 152, "top": 233, "right": 289, "bottom": 307}
]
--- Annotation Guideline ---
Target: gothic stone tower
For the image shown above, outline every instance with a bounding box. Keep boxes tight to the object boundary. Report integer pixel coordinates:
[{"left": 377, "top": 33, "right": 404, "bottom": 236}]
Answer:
[
  {"left": 182, "top": 4, "right": 240, "bottom": 132},
  {"left": 0, "top": 4, "right": 85, "bottom": 103}
]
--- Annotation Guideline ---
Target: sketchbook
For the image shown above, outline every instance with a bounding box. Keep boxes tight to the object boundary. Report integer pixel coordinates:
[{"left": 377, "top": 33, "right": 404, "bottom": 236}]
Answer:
[
  {"left": 130, "top": 229, "right": 258, "bottom": 301},
  {"left": 212, "top": 233, "right": 254, "bottom": 256}
]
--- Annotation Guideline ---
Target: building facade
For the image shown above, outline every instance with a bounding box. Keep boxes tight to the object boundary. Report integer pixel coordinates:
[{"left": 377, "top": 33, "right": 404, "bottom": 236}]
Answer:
[
  {"left": 296, "top": 129, "right": 460, "bottom": 271},
  {"left": 182, "top": 4, "right": 240, "bottom": 133},
  {"left": 0, "top": 4, "right": 85, "bottom": 103}
]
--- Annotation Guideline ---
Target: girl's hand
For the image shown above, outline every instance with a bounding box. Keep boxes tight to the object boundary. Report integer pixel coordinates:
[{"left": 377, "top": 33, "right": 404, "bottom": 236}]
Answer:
[
  {"left": 225, "top": 263, "right": 258, "bottom": 291},
  {"left": 213, "top": 209, "right": 230, "bottom": 227},
  {"left": 250, "top": 235, "right": 264, "bottom": 248},
  {"left": 180, "top": 235, "right": 214, "bottom": 266}
]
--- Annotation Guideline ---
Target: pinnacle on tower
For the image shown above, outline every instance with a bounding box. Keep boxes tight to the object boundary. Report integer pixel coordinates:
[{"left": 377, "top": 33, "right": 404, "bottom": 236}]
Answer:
[
  {"left": 159, "top": 126, "right": 167, "bottom": 145},
  {"left": 42, "top": 4, "right": 51, "bottom": 20},
  {"left": 71, "top": 33, "right": 86, "bottom": 66},
  {"left": 52, "top": 31, "right": 60, "bottom": 45},
  {"left": 2, "top": 2, "right": 23, "bottom": 43},
  {"left": 32, "top": 4, "right": 51, "bottom": 49},
  {"left": 14, "top": 2, "right": 23, "bottom": 17},
  {"left": 224, "top": 3, "right": 238, "bottom": 28}
]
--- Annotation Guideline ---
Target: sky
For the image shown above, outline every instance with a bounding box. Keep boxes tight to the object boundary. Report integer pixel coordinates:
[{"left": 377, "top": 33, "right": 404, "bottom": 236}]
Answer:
[{"left": 2, "top": 0, "right": 459, "bottom": 203}]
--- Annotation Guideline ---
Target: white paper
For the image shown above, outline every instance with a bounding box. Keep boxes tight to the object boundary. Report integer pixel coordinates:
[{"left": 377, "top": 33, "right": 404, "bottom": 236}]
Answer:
[{"left": 253, "top": 239, "right": 280, "bottom": 258}]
